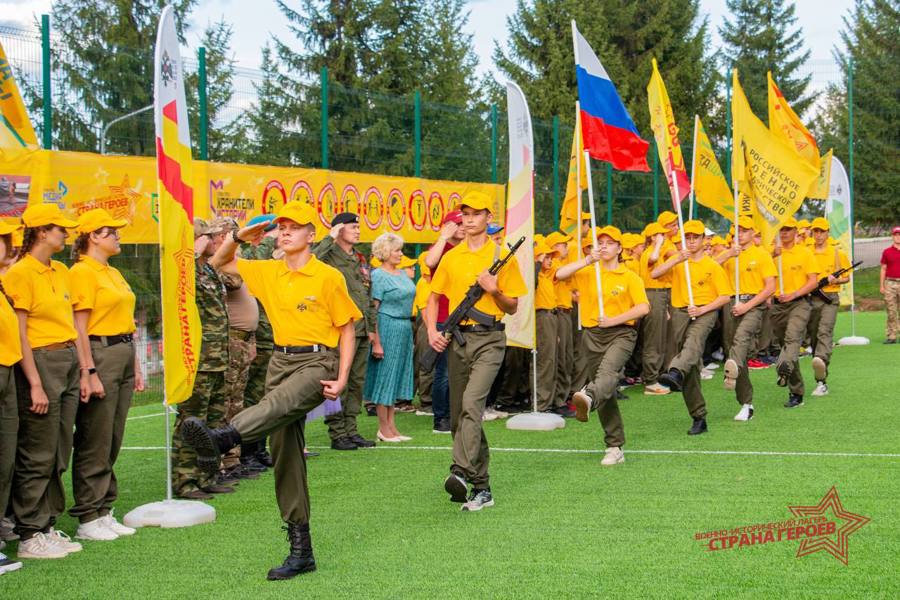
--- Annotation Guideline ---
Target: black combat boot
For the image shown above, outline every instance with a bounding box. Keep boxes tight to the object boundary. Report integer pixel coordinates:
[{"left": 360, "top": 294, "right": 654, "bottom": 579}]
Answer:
[
  {"left": 240, "top": 440, "right": 268, "bottom": 473},
  {"left": 181, "top": 418, "right": 242, "bottom": 476},
  {"left": 266, "top": 523, "right": 317, "bottom": 580}
]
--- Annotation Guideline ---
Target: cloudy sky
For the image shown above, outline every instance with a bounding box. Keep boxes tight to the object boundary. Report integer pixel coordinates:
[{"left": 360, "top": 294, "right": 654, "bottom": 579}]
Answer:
[{"left": 1, "top": 0, "right": 855, "bottom": 84}]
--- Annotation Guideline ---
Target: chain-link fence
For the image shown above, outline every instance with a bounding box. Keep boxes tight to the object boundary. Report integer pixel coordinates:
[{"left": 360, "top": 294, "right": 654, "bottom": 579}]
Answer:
[{"left": 4, "top": 17, "right": 889, "bottom": 401}]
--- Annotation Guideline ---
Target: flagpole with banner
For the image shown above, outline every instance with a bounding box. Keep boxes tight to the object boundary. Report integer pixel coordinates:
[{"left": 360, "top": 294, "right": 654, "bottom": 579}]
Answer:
[
  {"left": 582, "top": 150, "right": 605, "bottom": 320},
  {"left": 689, "top": 115, "right": 699, "bottom": 221},
  {"left": 124, "top": 4, "right": 215, "bottom": 529},
  {"left": 575, "top": 103, "right": 583, "bottom": 330},
  {"left": 505, "top": 80, "right": 563, "bottom": 432}
]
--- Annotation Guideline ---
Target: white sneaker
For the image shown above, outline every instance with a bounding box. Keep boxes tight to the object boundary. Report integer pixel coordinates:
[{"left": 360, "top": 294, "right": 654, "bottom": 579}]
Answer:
[
  {"left": 811, "top": 357, "right": 828, "bottom": 381},
  {"left": 812, "top": 382, "right": 829, "bottom": 397},
  {"left": 572, "top": 388, "right": 592, "bottom": 423},
  {"left": 700, "top": 368, "right": 714, "bottom": 380},
  {"left": 17, "top": 533, "right": 68, "bottom": 559},
  {"left": 76, "top": 518, "right": 118, "bottom": 541},
  {"left": 644, "top": 382, "right": 670, "bottom": 395},
  {"left": 600, "top": 446, "right": 625, "bottom": 466},
  {"left": 0, "top": 551, "right": 23, "bottom": 574},
  {"left": 47, "top": 529, "right": 83, "bottom": 552},
  {"left": 704, "top": 362, "right": 720, "bottom": 370},
  {"left": 100, "top": 512, "right": 136, "bottom": 536},
  {"left": 414, "top": 409, "right": 433, "bottom": 417},
  {"left": 491, "top": 408, "right": 509, "bottom": 419},
  {"left": 711, "top": 349, "right": 725, "bottom": 362},
  {"left": 482, "top": 408, "right": 499, "bottom": 422},
  {"left": 734, "top": 404, "right": 754, "bottom": 421}
]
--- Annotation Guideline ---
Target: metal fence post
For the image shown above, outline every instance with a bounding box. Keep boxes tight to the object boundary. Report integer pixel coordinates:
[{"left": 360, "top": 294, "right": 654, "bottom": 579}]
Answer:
[
  {"left": 41, "top": 14, "right": 52, "bottom": 149},
  {"left": 848, "top": 58, "right": 855, "bottom": 244},
  {"left": 198, "top": 47, "right": 208, "bottom": 160},
  {"left": 320, "top": 67, "right": 328, "bottom": 169},
  {"left": 652, "top": 139, "right": 659, "bottom": 219},
  {"left": 414, "top": 90, "right": 421, "bottom": 177},
  {"left": 606, "top": 163, "right": 613, "bottom": 226},
  {"left": 491, "top": 104, "right": 498, "bottom": 183},
  {"left": 552, "top": 116, "right": 560, "bottom": 230}
]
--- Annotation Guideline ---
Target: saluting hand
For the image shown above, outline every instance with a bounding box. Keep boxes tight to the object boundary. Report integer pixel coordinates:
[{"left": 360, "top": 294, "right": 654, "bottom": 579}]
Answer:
[
  {"left": 439, "top": 221, "right": 459, "bottom": 241},
  {"left": 237, "top": 222, "right": 268, "bottom": 245},
  {"left": 329, "top": 222, "right": 344, "bottom": 240}
]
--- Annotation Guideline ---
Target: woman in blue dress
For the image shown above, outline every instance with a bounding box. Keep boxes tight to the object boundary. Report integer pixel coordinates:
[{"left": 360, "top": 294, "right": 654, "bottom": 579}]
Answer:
[{"left": 365, "top": 233, "right": 416, "bottom": 442}]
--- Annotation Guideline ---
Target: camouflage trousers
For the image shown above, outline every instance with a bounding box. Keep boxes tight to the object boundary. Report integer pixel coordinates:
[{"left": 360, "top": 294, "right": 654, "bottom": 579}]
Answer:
[
  {"left": 222, "top": 329, "right": 257, "bottom": 468},
  {"left": 171, "top": 371, "right": 226, "bottom": 495}
]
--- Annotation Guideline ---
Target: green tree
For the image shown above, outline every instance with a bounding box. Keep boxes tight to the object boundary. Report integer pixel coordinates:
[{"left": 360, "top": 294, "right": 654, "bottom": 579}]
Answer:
[
  {"left": 719, "top": 0, "right": 815, "bottom": 118},
  {"left": 245, "top": 44, "right": 295, "bottom": 166},
  {"left": 814, "top": 0, "right": 900, "bottom": 228}
]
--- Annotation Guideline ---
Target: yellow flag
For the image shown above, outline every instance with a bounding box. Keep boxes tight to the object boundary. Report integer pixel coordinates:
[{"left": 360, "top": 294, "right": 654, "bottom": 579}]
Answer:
[
  {"left": 767, "top": 72, "right": 819, "bottom": 169},
  {"left": 1, "top": 40, "right": 39, "bottom": 152},
  {"left": 807, "top": 149, "right": 833, "bottom": 199},
  {"left": 692, "top": 115, "right": 734, "bottom": 220},
  {"left": 560, "top": 108, "right": 587, "bottom": 234},
  {"left": 155, "top": 7, "right": 201, "bottom": 404},
  {"left": 732, "top": 70, "right": 818, "bottom": 246},
  {"left": 647, "top": 59, "right": 690, "bottom": 207}
]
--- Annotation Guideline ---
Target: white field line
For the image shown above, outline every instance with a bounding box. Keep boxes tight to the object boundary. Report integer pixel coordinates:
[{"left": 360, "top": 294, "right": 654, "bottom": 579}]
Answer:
[
  {"left": 127, "top": 412, "right": 167, "bottom": 421},
  {"left": 119, "top": 443, "right": 900, "bottom": 458}
]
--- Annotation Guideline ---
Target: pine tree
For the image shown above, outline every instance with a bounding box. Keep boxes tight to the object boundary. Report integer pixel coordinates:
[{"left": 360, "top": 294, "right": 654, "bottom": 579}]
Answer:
[
  {"left": 246, "top": 44, "right": 294, "bottom": 166},
  {"left": 814, "top": 0, "right": 900, "bottom": 228},
  {"left": 719, "top": 0, "right": 815, "bottom": 118}
]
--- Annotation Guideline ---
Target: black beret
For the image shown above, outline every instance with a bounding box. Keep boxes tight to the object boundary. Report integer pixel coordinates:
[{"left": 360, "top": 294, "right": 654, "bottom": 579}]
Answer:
[{"left": 331, "top": 212, "right": 359, "bottom": 226}]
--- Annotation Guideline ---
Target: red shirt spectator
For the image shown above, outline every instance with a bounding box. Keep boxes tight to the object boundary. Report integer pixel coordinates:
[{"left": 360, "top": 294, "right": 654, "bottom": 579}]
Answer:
[{"left": 881, "top": 228, "right": 900, "bottom": 279}]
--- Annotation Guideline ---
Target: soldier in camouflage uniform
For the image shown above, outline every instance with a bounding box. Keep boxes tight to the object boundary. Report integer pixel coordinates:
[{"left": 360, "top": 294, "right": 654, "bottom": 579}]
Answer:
[
  {"left": 239, "top": 233, "right": 277, "bottom": 467},
  {"left": 313, "top": 212, "right": 377, "bottom": 450},
  {"left": 171, "top": 219, "right": 233, "bottom": 500}
]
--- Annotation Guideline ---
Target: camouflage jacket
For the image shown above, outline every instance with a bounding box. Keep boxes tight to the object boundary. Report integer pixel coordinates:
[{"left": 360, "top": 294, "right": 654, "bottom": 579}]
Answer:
[
  {"left": 312, "top": 236, "right": 375, "bottom": 337},
  {"left": 196, "top": 259, "right": 229, "bottom": 371},
  {"left": 239, "top": 237, "right": 275, "bottom": 347}
]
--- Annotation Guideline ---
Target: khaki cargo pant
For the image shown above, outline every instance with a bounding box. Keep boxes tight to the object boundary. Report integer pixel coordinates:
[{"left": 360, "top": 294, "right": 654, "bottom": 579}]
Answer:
[
  {"left": 885, "top": 279, "right": 900, "bottom": 340},
  {"left": 807, "top": 293, "right": 839, "bottom": 377},
  {"left": 70, "top": 340, "right": 135, "bottom": 523},
  {"left": 722, "top": 302, "right": 766, "bottom": 406},
  {"left": 13, "top": 345, "right": 79, "bottom": 539},
  {"left": 535, "top": 309, "right": 558, "bottom": 411},
  {"left": 171, "top": 370, "right": 226, "bottom": 495},
  {"left": 641, "top": 289, "right": 670, "bottom": 385},
  {"left": 0, "top": 365, "right": 17, "bottom": 524},
  {"left": 232, "top": 350, "right": 338, "bottom": 525},
  {"left": 325, "top": 336, "right": 369, "bottom": 441},
  {"left": 576, "top": 326, "right": 637, "bottom": 448},
  {"left": 222, "top": 328, "right": 256, "bottom": 467},
  {"left": 414, "top": 315, "right": 433, "bottom": 408},
  {"left": 448, "top": 329, "right": 505, "bottom": 489},
  {"left": 770, "top": 298, "right": 813, "bottom": 396},
  {"left": 554, "top": 309, "right": 574, "bottom": 407},
  {"left": 668, "top": 308, "right": 717, "bottom": 419}
]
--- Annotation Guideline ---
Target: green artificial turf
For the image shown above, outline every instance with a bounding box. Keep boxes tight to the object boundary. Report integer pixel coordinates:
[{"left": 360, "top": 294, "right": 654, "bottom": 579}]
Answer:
[{"left": 4, "top": 311, "right": 897, "bottom": 599}]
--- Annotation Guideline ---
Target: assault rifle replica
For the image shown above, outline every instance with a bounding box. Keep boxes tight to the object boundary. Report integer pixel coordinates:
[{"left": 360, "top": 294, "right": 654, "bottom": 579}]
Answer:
[
  {"left": 419, "top": 236, "right": 526, "bottom": 372},
  {"left": 810, "top": 260, "right": 862, "bottom": 305}
]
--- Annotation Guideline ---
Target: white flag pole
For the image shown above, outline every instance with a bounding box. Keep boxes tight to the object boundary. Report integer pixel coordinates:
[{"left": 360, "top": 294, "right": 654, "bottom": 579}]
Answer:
[
  {"left": 733, "top": 187, "right": 741, "bottom": 300},
  {"left": 575, "top": 103, "right": 583, "bottom": 331},
  {"left": 670, "top": 156, "right": 694, "bottom": 311},
  {"left": 689, "top": 115, "right": 699, "bottom": 221},
  {"left": 583, "top": 149, "right": 605, "bottom": 320}
]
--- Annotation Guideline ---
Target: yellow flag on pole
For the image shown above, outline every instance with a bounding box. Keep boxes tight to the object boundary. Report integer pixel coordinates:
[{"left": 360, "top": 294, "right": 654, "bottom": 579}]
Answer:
[
  {"left": 692, "top": 115, "right": 734, "bottom": 220},
  {"left": 767, "top": 72, "right": 820, "bottom": 169},
  {"left": 732, "top": 70, "right": 819, "bottom": 246},
  {"left": 0, "top": 40, "right": 39, "bottom": 154},
  {"left": 808, "top": 149, "right": 833, "bottom": 199},
  {"left": 647, "top": 59, "right": 690, "bottom": 208},
  {"left": 155, "top": 6, "right": 201, "bottom": 404},
  {"left": 560, "top": 108, "right": 587, "bottom": 234}
]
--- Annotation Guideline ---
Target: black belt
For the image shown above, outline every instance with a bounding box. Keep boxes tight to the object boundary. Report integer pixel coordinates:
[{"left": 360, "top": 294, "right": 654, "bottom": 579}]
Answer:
[
  {"left": 229, "top": 328, "right": 255, "bottom": 341},
  {"left": 557, "top": 307, "right": 572, "bottom": 314},
  {"left": 732, "top": 294, "right": 755, "bottom": 303},
  {"left": 536, "top": 308, "right": 558, "bottom": 314},
  {"left": 89, "top": 334, "right": 134, "bottom": 347},
  {"left": 274, "top": 344, "right": 330, "bottom": 354},
  {"left": 458, "top": 323, "right": 505, "bottom": 333}
]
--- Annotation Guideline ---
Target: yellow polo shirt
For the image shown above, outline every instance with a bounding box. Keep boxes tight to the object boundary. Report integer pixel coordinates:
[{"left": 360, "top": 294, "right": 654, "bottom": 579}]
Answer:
[
  {"left": 622, "top": 254, "right": 641, "bottom": 275},
  {"left": 430, "top": 238, "right": 527, "bottom": 321},
  {"left": 2, "top": 255, "right": 77, "bottom": 347},
  {"left": 70, "top": 256, "right": 137, "bottom": 335},
  {"left": 640, "top": 240, "right": 677, "bottom": 289},
  {"left": 722, "top": 245, "right": 778, "bottom": 296},
  {"left": 551, "top": 258, "right": 573, "bottom": 309},
  {"left": 811, "top": 244, "right": 851, "bottom": 293},
  {"left": 236, "top": 255, "right": 362, "bottom": 347},
  {"left": 777, "top": 244, "right": 818, "bottom": 295},
  {"left": 671, "top": 255, "right": 732, "bottom": 308},
  {"left": 0, "top": 293, "right": 22, "bottom": 366},
  {"left": 413, "top": 276, "right": 430, "bottom": 317},
  {"left": 535, "top": 267, "right": 557, "bottom": 310},
  {"left": 573, "top": 263, "right": 648, "bottom": 328}
]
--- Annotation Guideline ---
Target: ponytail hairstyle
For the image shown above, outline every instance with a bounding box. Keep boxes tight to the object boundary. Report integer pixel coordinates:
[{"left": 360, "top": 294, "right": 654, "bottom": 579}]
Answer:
[{"left": 71, "top": 232, "right": 91, "bottom": 262}]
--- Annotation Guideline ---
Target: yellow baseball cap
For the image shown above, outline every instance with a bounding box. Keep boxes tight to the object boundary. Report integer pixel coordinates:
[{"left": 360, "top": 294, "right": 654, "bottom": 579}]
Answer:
[
  {"left": 370, "top": 256, "right": 382, "bottom": 268},
  {"left": 580, "top": 211, "right": 592, "bottom": 221},
  {"left": 643, "top": 222, "right": 666, "bottom": 237},
  {"left": 0, "top": 220, "right": 22, "bottom": 236},
  {"left": 459, "top": 191, "right": 493, "bottom": 212},
  {"left": 596, "top": 225, "right": 622, "bottom": 243},
  {"left": 22, "top": 203, "right": 78, "bottom": 229},
  {"left": 275, "top": 201, "right": 317, "bottom": 226},
  {"left": 621, "top": 233, "right": 641, "bottom": 249},
  {"left": 682, "top": 220, "right": 705, "bottom": 236},
  {"left": 534, "top": 234, "right": 545, "bottom": 245},
  {"left": 737, "top": 215, "right": 755, "bottom": 230},
  {"left": 399, "top": 255, "right": 417, "bottom": 269},
  {"left": 657, "top": 211, "right": 678, "bottom": 227},
  {"left": 75, "top": 208, "right": 128, "bottom": 234},
  {"left": 417, "top": 253, "right": 431, "bottom": 276},
  {"left": 797, "top": 219, "right": 811, "bottom": 229},
  {"left": 534, "top": 241, "right": 553, "bottom": 257},
  {"left": 781, "top": 217, "right": 799, "bottom": 229},
  {"left": 810, "top": 217, "right": 830, "bottom": 231},
  {"left": 545, "top": 231, "right": 572, "bottom": 247},
  {"left": 710, "top": 236, "right": 726, "bottom": 246}
]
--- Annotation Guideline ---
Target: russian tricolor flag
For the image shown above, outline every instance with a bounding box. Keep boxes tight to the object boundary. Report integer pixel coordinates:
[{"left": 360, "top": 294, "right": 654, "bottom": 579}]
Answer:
[{"left": 572, "top": 21, "right": 650, "bottom": 172}]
